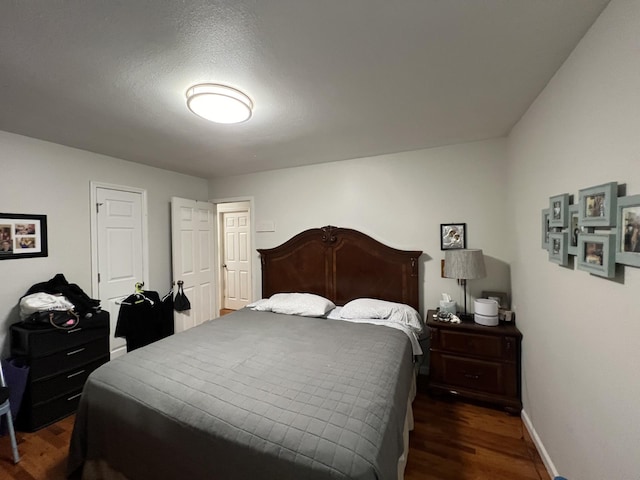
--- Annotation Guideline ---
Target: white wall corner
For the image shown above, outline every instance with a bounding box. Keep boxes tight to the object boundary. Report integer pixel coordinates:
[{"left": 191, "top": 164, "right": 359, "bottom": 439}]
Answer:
[{"left": 521, "top": 409, "right": 558, "bottom": 479}]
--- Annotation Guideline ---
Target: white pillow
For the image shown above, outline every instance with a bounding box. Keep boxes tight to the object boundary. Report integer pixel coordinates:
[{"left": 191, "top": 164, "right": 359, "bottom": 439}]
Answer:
[
  {"left": 246, "top": 298, "right": 271, "bottom": 311},
  {"left": 340, "top": 298, "right": 423, "bottom": 333},
  {"left": 261, "top": 293, "right": 336, "bottom": 317},
  {"left": 339, "top": 298, "right": 394, "bottom": 319}
]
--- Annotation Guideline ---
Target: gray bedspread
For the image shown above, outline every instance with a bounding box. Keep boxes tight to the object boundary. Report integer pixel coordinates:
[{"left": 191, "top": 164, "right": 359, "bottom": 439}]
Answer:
[{"left": 68, "top": 309, "right": 414, "bottom": 480}]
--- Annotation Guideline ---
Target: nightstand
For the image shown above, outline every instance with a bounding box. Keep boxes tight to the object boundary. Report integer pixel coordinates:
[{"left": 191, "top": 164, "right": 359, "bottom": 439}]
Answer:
[{"left": 426, "top": 309, "right": 522, "bottom": 414}]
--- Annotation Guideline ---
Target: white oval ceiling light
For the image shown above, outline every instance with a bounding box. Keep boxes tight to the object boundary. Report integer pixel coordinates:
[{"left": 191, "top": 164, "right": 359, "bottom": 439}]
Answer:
[{"left": 186, "top": 83, "right": 253, "bottom": 124}]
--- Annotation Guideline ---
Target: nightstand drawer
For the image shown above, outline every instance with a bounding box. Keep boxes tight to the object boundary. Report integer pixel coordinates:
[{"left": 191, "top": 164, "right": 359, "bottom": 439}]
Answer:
[
  {"left": 437, "top": 330, "right": 507, "bottom": 360},
  {"left": 439, "top": 354, "right": 506, "bottom": 395}
]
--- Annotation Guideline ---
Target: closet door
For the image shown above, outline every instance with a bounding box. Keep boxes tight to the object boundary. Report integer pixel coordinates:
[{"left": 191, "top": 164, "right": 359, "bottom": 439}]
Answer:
[
  {"left": 171, "top": 197, "right": 216, "bottom": 332},
  {"left": 95, "top": 186, "right": 146, "bottom": 358}
]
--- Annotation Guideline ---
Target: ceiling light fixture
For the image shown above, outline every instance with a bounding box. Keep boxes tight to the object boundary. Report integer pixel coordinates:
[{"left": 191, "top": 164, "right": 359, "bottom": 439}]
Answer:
[{"left": 186, "top": 83, "right": 253, "bottom": 124}]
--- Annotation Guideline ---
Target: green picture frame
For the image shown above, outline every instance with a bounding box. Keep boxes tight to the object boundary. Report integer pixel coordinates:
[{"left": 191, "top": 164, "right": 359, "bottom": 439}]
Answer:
[
  {"left": 616, "top": 194, "right": 640, "bottom": 267},
  {"left": 549, "top": 193, "right": 569, "bottom": 228},
  {"left": 541, "top": 208, "right": 550, "bottom": 249},
  {"left": 577, "top": 233, "right": 616, "bottom": 278},
  {"left": 578, "top": 182, "right": 617, "bottom": 228},
  {"left": 548, "top": 232, "right": 569, "bottom": 266},
  {"left": 567, "top": 204, "right": 580, "bottom": 256}
]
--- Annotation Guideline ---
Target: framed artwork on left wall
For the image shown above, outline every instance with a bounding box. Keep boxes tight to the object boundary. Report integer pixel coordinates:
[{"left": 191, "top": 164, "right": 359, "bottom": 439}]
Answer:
[{"left": 0, "top": 213, "right": 48, "bottom": 260}]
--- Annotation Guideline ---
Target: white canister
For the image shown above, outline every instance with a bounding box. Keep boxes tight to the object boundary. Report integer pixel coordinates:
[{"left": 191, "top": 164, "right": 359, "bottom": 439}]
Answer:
[
  {"left": 474, "top": 298, "right": 499, "bottom": 317},
  {"left": 474, "top": 313, "right": 499, "bottom": 327}
]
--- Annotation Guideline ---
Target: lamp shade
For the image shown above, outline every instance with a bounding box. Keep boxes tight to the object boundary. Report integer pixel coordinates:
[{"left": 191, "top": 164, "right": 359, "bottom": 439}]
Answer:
[{"left": 444, "top": 249, "right": 486, "bottom": 280}]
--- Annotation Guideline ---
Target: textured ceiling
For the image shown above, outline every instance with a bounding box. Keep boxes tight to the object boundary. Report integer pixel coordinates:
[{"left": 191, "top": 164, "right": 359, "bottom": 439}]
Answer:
[{"left": 0, "top": 1, "right": 610, "bottom": 178}]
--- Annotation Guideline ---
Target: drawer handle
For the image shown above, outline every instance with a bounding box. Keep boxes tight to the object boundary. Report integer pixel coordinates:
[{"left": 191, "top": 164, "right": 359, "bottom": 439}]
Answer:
[
  {"left": 463, "top": 373, "right": 481, "bottom": 380},
  {"left": 67, "top": 369, "right": 86, "bottom": 379},
  {"left": 66, "top": 347, "right": 86, "bottom": 356},
  {"left": 67, "top": 393, "right": 82, "bottom": 401}
]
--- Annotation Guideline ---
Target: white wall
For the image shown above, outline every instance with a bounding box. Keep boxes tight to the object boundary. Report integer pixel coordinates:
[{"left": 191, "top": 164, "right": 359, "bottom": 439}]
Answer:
[
  {"left": 507, "top": 1, "right": 640, "bottom": 478},
  {"left": 209, "top": 138, "right": 512, "bottom": 317},
  {"left": 0, "top": 131, "right": 209, "bottom": 355}
]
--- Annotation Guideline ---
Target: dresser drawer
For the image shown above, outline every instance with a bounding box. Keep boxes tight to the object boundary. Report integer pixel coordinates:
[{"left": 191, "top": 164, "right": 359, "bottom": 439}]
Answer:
[
  {"left": 10, "top": 312, "right": 109, "bottom": 357},
  {"left": 28, "top": 336, "right": 109, "bottom": 380},
  {"left": 11, "top": 324, "right": 109, "bottom": 358},
  {"left": 29, "top": 356, "right": 108, "bottom": 404},
  {"left": 436, "top": 329, "right": 513, "bottom": 360},
  {"left": 18, "top": 387, "right": 84, "bottom": 432}
]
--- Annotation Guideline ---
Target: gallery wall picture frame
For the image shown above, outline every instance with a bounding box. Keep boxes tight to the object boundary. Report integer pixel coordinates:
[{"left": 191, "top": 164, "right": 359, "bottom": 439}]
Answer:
[
  {"left": 0, "top": 213, "right": 48, "bottom": 260},
  {"left": 615, "top": 194, "right": 640, "bottom": 267},
  {"left": 549, "top": 193, "right": 570, "bottom": 228},
  {"left": 577, "top": 233, "right": 616, "bottom": 278},
  {"left": 440, "top": 223, "right": 466, "bottom": 250},
  {"left": 548, "top": 232, "right": 569, "bottom": 266},
  {"left": 567, "top": 204, "right": 580, "bottom": 256},
  {"left": 541, "top": 208, "right": 550, "bottom": 249},
  {"left": 578, "top": 182, "right": 617, "bottom": 228}
]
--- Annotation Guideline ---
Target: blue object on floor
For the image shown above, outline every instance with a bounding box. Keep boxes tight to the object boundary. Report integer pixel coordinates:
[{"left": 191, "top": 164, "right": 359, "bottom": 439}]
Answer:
[{"left": 554, "top": 477, "right": 568, "bottom": 480}]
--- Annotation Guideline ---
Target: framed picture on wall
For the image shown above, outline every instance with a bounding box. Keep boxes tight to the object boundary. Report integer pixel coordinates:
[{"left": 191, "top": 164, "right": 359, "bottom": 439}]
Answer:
[
  {"left": 548, "top": 232, "right": 569, "bottom": 266},
  {"left": 578, "top": 182, "right": 617, "bottom": 228},
  {"left": 549, "top": 193, "right": 570, "bottom": 228},
  {"left": 567, "top": 204, "right": 580, "bottom": 256},
  {"left": 541, "top": 208, "right": 550, "bottom": 249},
  {"left": 577, "top": 233, "right": 616, "bottom": 278},
  {"left": 440, "top": 223, "right": 466, "bottom": 250},
  {"left": 616, "top": 194, "right": 640, "bottom": 267},
  {"left": 0, "top": 213, "right": 48, "bottom": 260}
]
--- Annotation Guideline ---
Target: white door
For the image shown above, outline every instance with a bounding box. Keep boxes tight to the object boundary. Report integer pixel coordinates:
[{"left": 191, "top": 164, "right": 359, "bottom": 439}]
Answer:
[
  {"left": 222, "top": 210, "right": 251, "bottom": 310},
  {"left": 171, "top": 197, "right": 216, "bottom": 332},
  {"left": 94, "top": 186, "right": 147, "bottom": 359}
]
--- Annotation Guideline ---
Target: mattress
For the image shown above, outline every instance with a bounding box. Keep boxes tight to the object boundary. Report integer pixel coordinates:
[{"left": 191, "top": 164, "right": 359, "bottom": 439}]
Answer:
[{"left": 68, "top": 308, "right": 415, "bottom": 480}]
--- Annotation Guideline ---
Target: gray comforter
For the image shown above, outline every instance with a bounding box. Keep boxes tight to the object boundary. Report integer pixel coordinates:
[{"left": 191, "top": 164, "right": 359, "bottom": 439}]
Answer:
[{"left": 68, "top": 309, "right": 414, "bottom": 480}]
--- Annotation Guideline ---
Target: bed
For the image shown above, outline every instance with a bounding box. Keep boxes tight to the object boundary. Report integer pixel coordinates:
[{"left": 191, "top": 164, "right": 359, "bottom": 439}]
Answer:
[{"left": 68, "top": 225, "right": 423, "bottom": 480}]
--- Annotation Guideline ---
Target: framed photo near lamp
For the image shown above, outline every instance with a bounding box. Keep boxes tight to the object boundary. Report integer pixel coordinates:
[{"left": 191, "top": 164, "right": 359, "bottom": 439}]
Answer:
[{"left": 440, "top": 223, "right": 466, "bottom": 250}]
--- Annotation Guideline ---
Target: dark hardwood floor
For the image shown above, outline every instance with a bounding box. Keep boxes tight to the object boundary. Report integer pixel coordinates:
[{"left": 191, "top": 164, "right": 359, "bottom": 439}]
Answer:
[{"left": 0, "top": 389, "right": 549, "bottom": 480}]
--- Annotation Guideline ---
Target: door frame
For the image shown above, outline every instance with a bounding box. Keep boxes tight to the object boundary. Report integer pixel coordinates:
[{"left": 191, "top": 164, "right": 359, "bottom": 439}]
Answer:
[
  {"left": 90, "top": 181, "right": 150, "bottom": 298},
  {"left": 211, "top": 196, "right": 256, "bottom": 310}
]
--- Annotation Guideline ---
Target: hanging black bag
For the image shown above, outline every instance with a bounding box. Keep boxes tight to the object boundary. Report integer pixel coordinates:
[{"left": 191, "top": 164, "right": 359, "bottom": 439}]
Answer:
[{"left": 174, "top": 281, "right": 191, "bottom": 312}]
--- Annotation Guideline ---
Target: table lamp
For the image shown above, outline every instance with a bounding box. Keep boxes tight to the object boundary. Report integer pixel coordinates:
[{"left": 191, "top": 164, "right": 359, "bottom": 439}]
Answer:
[{"left": 444, "top": 249, "right": 486, "bottom": 320}]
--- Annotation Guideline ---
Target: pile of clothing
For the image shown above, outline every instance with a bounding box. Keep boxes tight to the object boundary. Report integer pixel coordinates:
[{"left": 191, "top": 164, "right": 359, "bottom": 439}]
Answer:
[{"left": 19, "top": 274, "right": 101, "bottom": 329}]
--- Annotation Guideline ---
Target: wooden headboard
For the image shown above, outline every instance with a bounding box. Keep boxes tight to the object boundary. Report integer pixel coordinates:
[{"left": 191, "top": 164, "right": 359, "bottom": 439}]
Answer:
[{"left": 258, "top": 226, "right": 422, "bottom": 311}]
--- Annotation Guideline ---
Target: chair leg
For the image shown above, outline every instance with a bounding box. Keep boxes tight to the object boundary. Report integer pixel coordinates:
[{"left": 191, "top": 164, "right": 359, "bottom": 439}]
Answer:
[{"left": 5, "top": 411, "right": 20, "bottom": 464}]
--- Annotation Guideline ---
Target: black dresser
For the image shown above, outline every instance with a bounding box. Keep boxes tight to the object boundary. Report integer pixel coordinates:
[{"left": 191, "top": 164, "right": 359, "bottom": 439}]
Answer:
[{"left": 10, "top": 311, "right": 110, "bottom": 431}]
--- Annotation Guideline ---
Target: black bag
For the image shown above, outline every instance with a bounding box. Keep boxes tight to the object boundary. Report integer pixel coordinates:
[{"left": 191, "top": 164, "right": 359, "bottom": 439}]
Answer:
[
  {"left": 174, "top": 282, "right": 191, "bottom": 312},
  {"left": 25, "top": 310, "right": 80, "bottom": 330}
]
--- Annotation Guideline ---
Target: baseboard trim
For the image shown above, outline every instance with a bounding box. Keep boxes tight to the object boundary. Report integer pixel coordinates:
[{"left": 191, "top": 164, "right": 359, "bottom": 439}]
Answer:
[{"left": 521, "top": 408, "right": 558, "bottom": 478}]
